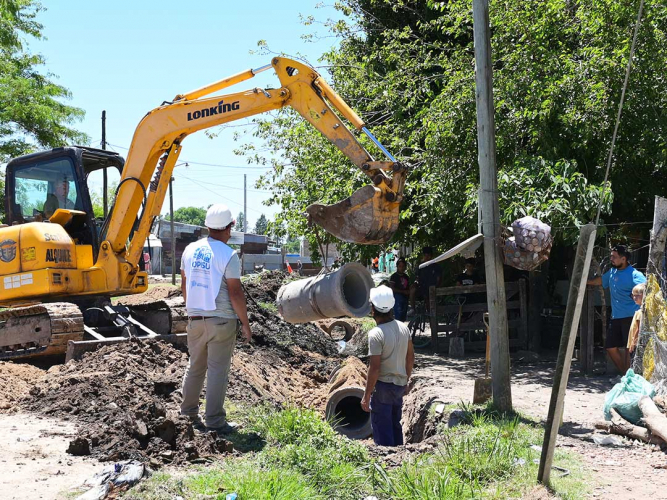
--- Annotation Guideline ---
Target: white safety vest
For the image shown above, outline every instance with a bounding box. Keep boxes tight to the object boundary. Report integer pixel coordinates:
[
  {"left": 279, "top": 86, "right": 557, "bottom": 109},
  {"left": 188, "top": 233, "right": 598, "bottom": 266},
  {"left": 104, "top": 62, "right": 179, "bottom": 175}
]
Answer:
[{"left": 181, "top": 237, "right": 234, "bottom": 312}]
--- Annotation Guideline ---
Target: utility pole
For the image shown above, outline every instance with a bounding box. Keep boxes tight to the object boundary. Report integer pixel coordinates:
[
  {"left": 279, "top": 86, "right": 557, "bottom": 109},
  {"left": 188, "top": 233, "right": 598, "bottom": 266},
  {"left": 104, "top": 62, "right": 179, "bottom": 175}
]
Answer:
[
  {"left": 472, "top": 0, "right": 512, "bottom": 412},
  {"left": 101, "top": 110, "right": 108, "bottom": 218},
  {"left": 169, "top": 177, "right": 176, "bottom": 285},
  {"left": 243, "top": 174, "right": 247, "bottom": 233}
]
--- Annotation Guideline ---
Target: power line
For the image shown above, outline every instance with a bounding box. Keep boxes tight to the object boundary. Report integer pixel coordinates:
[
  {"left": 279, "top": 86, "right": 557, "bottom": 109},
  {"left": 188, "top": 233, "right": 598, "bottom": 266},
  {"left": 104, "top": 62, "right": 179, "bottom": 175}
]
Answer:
[
  {"left": 106, "top": 142, "right": 271, "bottom": 170},
  {"left": 175, "top": 174, "right": 265, "bottom": 216},
  {"left": 173, "top": 172, "right": 271, "bottom": 194}
]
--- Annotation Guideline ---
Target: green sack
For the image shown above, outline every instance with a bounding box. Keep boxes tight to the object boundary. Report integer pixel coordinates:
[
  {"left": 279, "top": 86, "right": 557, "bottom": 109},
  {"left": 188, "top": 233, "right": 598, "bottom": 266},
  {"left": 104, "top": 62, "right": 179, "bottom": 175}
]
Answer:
[{"left": 603, "top": 368, "right": 655, "bottom": 424}]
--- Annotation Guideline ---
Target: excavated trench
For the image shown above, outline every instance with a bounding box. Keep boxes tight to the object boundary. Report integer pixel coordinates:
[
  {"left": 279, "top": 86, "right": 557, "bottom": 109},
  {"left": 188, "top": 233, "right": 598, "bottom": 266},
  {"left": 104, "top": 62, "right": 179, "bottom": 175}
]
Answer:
[{"left": 1, "top": 271, "right": 441, "bottom": 466}]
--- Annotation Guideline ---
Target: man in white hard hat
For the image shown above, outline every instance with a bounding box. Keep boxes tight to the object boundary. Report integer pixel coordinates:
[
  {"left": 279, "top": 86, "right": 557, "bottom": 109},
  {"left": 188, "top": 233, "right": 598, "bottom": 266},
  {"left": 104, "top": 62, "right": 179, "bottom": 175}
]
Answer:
[
  {"left": 180, "top": 204, "right": 252, "bottom": 434},
  {"left": 361, "top": 285, "right": 414, "bottom": 446}
]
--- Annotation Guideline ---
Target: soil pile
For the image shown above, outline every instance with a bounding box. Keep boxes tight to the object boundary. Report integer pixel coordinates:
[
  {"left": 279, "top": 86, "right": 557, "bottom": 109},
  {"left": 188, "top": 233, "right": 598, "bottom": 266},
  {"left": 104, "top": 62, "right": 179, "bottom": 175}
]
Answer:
[
  {"left": 0, "top": 362, "right": 45, "bottom": 410},
  {"left": 20, "top": 339, "right": 221, "bottom": 464},
  {"left": 18, "top": 272, "right": 344, "bottom": 463}
]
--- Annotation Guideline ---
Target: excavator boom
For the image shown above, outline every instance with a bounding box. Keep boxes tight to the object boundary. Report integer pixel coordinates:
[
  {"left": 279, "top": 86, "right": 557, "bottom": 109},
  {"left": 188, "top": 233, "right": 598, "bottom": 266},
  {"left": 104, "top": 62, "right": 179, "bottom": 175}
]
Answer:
[{"left": 107, "top": 57, "right": 405, "bottom": 271}]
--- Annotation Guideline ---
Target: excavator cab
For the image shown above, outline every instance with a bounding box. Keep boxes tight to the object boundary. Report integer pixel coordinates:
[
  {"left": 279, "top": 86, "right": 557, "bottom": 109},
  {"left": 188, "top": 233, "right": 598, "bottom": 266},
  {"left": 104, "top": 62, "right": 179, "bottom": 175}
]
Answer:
[{"left": 3, "top": 146, "right": 124, "bottom": 257}]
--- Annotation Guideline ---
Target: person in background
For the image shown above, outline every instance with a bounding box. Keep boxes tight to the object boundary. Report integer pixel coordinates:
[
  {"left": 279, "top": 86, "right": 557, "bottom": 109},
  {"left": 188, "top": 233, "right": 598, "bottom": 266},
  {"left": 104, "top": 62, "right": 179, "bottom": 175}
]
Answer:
[
  {"left": 409, "top": 247, "right": 442, "bottom": 314},
  {"left": 296, "top": 260, "right": 303, "bottom": 275},
  {"left": 385, "top": 250, "right": 394, "bottom": 274},
  {"left": 456, "top": 258, "right": 480, "bottom": 286},
  {"left": 361, "top": 285, "right": 414, "bottom": 447},
  {"left": 180, "top": 204, "right": 252, "bottom": 434},
  {"left": 389, "top": 257, "right": 411, "bottom": 321},
  {"left": 372, "top": 256, "right": 379, "bottom": 274},
  {"left": 627, "top": 282, "right": 646, "bottom": 360},
  {"left": 588, "top": 245, "right": 646, "bottom": 373},
  {"left": 379, "top": 250, "right": 385, "bottom": 273}
]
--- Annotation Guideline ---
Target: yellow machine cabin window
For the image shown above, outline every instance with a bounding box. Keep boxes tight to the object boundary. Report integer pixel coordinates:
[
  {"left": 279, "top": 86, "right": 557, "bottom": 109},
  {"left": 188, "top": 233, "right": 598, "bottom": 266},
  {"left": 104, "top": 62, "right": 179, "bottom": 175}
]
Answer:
[{"left": 13, "top": 158, "right": 81, "bottom": 223}]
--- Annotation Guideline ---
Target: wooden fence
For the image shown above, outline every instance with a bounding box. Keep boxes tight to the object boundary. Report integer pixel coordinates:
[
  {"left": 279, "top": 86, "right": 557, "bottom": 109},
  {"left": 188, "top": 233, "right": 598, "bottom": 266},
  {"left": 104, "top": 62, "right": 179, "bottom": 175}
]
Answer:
[{"left": 428, "top": 281, "right": 528, "bottom": 352}]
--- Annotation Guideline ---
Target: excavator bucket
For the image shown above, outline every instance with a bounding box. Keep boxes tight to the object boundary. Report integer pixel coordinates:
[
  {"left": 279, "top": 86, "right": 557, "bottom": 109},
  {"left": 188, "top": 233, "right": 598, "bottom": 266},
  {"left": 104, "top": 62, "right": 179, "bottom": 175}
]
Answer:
[{"left": 306, "top": 185, "right": 400, "bottom": 244}]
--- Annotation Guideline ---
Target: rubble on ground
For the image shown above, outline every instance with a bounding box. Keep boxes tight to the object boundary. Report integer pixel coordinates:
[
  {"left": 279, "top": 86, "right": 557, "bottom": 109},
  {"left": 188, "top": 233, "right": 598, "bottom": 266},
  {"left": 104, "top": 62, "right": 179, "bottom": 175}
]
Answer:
[
  {"left": 0, "top": 362, "right": 45, "bottom": 410},
  {"left": 18, "top": 271, "right": 342, "bottom": 464}
]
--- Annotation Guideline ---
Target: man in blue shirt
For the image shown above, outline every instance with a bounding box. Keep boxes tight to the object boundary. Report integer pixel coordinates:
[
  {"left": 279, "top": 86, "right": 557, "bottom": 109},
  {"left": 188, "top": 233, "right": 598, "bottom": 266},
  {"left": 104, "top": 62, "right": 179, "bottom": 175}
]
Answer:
[{"left": 588, "top": 245, "right": 646, "bottom": 373}]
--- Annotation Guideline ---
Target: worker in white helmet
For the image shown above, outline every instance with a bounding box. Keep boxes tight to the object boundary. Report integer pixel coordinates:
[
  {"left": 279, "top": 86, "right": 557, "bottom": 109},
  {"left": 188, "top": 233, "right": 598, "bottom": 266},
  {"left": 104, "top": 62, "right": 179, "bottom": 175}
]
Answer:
[
  {"left": 361, "top": 285, "right": 414, "bottom": 446},
  {"left": 180, "top": 203, "right": 252, "bottom": 434}
]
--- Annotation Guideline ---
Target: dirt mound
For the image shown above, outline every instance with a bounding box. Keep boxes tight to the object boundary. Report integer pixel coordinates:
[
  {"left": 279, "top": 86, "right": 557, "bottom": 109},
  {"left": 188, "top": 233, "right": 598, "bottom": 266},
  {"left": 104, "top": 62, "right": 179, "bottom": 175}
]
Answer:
[
  {"left": 19, "top": 333, "right": 337, "bottom": 464},
  {"left": 0, "top": 362, "right": 45, "bottom": 410},
  {"left": 119, "top": 285, "right": 182, "bottom": 306},
  {"left": 242, "top": 270, "right": 290, "bottom": 303}
]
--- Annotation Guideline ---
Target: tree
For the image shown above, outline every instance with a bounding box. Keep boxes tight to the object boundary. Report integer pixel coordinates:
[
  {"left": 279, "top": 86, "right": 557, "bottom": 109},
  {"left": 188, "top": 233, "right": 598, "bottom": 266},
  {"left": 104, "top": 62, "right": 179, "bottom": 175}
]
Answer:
[
  {"left": 240, "top": 0, "right": 666, "bottom": 256},
  {"left": 236, "top": 211, "right": 245, "bottom": 232},
  {"left": 90, "top": 182, "right": 118, "bottom": 218},
  {"left": 172, "top": 206, "right": 207, "bottom": 226},
  {"left": 0, "top": 1, "right": 88, "bottom": 162},
  {"left": 253, "top": 213, "right": 268, "bottom": 235}
]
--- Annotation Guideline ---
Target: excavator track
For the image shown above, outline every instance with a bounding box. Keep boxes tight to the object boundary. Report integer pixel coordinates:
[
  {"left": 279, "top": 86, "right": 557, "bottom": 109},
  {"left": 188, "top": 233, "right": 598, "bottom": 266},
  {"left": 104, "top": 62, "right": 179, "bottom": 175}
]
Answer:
[{"left": 0, "top": 302, "right": 84, "bottom": 360}]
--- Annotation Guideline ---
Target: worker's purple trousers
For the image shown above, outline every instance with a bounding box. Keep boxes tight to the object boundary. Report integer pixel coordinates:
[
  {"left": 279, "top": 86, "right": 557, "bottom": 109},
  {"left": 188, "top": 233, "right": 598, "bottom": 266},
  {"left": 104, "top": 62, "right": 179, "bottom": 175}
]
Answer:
[{"left": 370, "top": 380, "right": 405, "bottom": 446}]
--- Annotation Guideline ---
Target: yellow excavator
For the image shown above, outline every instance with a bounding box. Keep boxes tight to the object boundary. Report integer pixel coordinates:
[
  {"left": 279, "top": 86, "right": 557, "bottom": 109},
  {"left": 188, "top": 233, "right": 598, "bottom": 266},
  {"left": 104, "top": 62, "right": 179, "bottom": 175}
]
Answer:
[{"left": 0, "top": 57, "right": 407, "bottom": 360}]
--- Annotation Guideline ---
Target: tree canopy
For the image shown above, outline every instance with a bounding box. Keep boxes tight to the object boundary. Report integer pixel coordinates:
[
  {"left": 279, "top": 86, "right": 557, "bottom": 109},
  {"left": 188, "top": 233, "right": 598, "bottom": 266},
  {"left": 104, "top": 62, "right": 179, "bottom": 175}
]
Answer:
[
  {"left": 253, "top": 213, "right": 269, "bottom": 235},
  {"left": 240, "top": 0, "right": 665, "bottom": 258},
  {"left": 172, "top": 206, "right": 207, "bottom": 227},
  {"left": 0, "top": 0, "right": 88, "bottom": 161},
  {"left": 0, "top": 0, "right": 88, "bottom": 220}
]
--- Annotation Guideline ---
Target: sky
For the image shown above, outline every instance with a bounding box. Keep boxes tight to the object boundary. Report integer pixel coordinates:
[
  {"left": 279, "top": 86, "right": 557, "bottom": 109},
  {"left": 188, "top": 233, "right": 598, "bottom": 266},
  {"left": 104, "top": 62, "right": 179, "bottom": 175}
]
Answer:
[{"left": 25, "top": 0, "right": 345, "bottom": 231}]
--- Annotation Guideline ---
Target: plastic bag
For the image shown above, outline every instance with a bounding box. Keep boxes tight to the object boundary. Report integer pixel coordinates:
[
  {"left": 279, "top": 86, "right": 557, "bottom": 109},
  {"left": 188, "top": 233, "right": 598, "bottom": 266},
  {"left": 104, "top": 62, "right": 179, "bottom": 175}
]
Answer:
[{"left": 603, "top": 368, "right": 655, "bottom": 424}]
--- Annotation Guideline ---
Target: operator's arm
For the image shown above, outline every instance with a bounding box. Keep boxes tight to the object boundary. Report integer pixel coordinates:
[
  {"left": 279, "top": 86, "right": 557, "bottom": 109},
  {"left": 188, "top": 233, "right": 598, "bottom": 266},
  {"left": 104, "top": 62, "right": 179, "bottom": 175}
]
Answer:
[
  {"left": 181, "top": 270, "right": 187, "bottom": 304},
  {"left": 361, "top": 355, "right": 381, "bottom": 412},
  {"left": 227, "top": 279, "right": 252, "bottom": 343}
]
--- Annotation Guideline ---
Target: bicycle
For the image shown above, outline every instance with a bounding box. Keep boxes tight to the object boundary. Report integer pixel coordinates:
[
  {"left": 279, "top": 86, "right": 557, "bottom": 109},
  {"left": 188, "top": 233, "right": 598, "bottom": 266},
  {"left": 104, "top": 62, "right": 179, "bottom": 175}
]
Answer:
[{"left": 407, "top": 301, "right": 432, "bottom": 348}]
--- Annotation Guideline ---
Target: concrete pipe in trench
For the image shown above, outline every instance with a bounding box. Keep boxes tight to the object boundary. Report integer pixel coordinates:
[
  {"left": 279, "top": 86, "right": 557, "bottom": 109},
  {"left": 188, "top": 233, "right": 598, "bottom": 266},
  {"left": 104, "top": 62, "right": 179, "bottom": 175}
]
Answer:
[
  {"left": 277, "top": 263, "right": 373, "bottom": 324},
  {"left": 325, "top": 357, "right": 372, "bottom": 440}
]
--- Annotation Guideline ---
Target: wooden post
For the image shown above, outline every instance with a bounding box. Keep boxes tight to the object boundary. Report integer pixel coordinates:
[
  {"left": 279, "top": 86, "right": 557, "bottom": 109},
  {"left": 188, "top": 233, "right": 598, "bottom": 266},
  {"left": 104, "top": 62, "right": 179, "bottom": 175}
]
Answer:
[
  {"left": 429, "top": 285, "right": 438, "bottom": 352},
  {"left": 518, "top": 279, "right": 528, "bottom": 349},
  {"left": 538, "top": 223, "right": 596, "bottom": 485},
  {"left": 528, "top": 263, "right": 547, "bottom": 351},
  {"left": 101, "top": 110, "right": 108, "bottom": 218},
  {"left": 472, "top": 0, "right": 512, "bottom": 412},
  {"left": 579, "top": 287, "right": 595, "bottom": 375}
]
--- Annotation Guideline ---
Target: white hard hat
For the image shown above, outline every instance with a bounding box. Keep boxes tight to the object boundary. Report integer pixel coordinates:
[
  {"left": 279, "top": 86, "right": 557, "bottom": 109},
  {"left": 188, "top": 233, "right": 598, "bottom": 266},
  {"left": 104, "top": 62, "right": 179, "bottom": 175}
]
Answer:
[
  {"left": 205, "top": 204, "right": 235, "bottom": 230},
  {"left": 369, "top": 285, "right": 395, "bottom": 313}
]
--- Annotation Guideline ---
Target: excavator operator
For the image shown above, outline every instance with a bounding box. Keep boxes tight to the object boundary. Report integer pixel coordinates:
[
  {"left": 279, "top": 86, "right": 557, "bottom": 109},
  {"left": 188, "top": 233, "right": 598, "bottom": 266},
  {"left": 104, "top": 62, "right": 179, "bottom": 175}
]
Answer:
[{"left": 43, "top": 177, "right": 75, "bottom": 218}]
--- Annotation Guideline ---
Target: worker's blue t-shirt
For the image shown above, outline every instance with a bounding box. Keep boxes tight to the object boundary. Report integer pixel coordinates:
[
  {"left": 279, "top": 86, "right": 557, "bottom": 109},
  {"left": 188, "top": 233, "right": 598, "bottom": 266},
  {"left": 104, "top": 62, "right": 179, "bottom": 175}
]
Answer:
[{"left": 602, "top": 266, "right": 646, "bottom": 319}]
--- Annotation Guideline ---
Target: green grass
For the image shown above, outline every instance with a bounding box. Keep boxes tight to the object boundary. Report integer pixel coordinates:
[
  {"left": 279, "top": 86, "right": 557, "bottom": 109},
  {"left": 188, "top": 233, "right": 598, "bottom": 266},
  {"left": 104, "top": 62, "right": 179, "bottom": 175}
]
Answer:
[
  {"left": 359, "top": 316, "right": 377, "bottom": 334},
  {"left": 123, "top": 402, "right": 589, "bottom": 500},
  {"left": 257, "top": 301, "right": 278, "bottom": 314}
]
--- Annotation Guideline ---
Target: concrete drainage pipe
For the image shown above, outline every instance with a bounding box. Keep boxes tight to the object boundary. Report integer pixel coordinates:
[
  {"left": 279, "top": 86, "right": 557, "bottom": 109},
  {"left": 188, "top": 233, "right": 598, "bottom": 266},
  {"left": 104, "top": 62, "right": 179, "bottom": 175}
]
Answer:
[
  {"left": 325, "top": 357, "right": 372, "bottom": 440},
  {"left": 277, "top": 263, "right": 373, "bottom": 324}
]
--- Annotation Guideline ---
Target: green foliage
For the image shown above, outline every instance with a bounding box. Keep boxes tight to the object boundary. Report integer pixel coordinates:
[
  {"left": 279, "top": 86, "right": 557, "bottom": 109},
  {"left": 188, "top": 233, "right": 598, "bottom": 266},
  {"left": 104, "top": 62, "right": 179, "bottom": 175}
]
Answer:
[
  {"left": 172, "top": 206, "right": 207, "bottom": 226},
  {"left": 245, "top": 404, "right": 373, "bottom": 499},
  {"left": 283, "top": 236, "right": 300, "bottom": 254},
  {"left": 238, "top": 0, "right": 667, "bottom": 253},
  {"left": 466, "top": 157, "right": 614, "bottom": 243},
  {"left": 90, "top": 182, "right": 118, "bottom": 218},
  {"left": 123, "top": 403, "right": 586, "bottom": 500},
  {"left": 0, "top": 0, "right": 88, "bottom": 162},
  {"left": 237, "top": 211, "right": 245, "bottom": 232},
  {"left": 253, "top": 213, "right": 269, "bottom": 235}
]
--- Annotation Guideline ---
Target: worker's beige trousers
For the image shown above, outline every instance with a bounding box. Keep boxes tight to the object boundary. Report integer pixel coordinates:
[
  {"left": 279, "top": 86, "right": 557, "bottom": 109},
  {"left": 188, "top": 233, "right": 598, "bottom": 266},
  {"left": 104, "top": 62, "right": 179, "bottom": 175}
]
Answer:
[{"left": 181, "top": 317, "right": 238, "bottom": 428}]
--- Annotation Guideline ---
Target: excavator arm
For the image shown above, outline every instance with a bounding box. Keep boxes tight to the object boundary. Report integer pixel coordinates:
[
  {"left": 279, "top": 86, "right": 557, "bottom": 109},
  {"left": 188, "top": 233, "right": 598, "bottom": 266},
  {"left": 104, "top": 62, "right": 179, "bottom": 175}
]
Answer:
[{"left": 101, "top": 57, "right": 406, "bottom": 287}]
